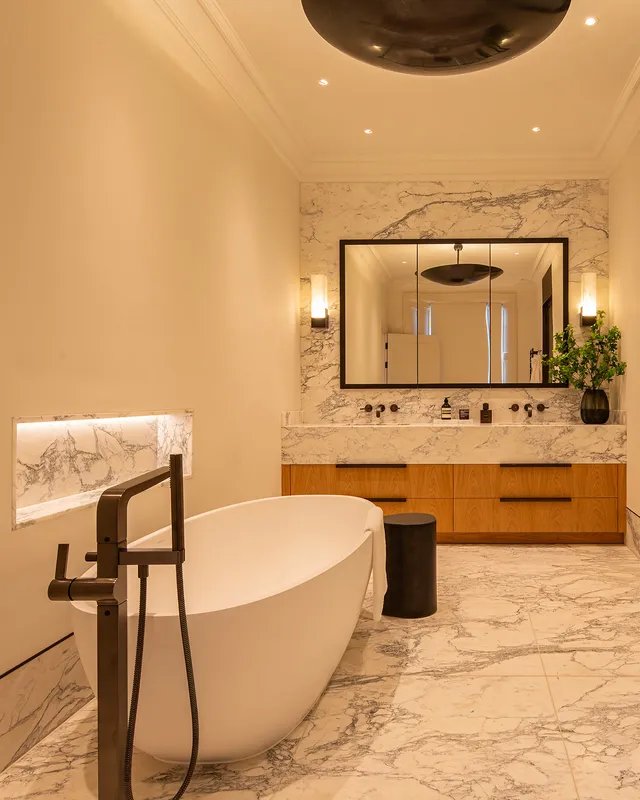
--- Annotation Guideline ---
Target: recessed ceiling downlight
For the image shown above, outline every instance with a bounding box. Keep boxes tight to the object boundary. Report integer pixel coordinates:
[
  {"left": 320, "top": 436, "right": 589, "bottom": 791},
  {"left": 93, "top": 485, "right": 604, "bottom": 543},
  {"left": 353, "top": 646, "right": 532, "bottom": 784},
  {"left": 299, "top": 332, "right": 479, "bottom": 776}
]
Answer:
[
  {"left": 364, "top": 128, "right": 373, "bottom": 135},
  {"left": 318, "top": 78, "right": 329, "bottom": 86},
  {"left": 532, "top": 127, "right": 541, "bottom": 133},
  {"left": 585, "top": 16, "right": 598, "bottom": 26}
]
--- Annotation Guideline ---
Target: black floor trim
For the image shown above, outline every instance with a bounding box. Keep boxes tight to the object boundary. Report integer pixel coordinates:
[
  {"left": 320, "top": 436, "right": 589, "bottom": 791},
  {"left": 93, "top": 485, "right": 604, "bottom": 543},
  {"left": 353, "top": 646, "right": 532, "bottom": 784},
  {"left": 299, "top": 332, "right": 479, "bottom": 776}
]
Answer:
[{"left": 0, "top": 633, "right": 74, "bottom": 681}]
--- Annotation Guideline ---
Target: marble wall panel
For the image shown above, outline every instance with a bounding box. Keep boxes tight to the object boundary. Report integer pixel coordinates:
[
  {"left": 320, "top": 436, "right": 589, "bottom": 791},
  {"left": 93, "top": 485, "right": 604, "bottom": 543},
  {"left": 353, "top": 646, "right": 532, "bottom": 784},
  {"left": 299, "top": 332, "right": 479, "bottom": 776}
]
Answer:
[
  {"left": 300, "top": 179, "right": 610, "bottom": 424},
  {"left": 0, "top": 637, "right": 92, "bottom": 773}
]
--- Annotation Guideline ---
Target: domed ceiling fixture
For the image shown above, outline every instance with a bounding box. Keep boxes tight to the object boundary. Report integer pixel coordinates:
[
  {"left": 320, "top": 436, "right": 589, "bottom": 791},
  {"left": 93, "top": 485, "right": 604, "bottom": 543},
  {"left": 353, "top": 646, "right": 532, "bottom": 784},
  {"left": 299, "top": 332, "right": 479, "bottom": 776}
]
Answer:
[
  {"left": 300, "top": 0, "right": 572, "bottom": 75},
  {"left": 421, "top": 243, "right": 504, "bottom": 286}
]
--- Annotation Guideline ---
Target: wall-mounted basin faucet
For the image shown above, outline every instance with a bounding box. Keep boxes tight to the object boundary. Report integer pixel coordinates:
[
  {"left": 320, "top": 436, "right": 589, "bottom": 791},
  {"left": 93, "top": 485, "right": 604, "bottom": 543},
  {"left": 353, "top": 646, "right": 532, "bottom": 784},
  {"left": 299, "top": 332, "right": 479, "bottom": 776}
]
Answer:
[
  {"left": 376, "top": 404, "right": 386, "bottom": 419},
  {"left": 524, "top": 403, "right": 534, "bottom": 418}
]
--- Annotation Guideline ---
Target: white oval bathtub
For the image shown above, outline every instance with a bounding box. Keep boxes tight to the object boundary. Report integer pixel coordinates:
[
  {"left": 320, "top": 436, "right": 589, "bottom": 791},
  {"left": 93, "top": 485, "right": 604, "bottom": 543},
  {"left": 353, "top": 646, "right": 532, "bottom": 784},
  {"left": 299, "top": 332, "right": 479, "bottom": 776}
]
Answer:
[{"left": 72, "top": 494, "right": 376, "bottom": 763}]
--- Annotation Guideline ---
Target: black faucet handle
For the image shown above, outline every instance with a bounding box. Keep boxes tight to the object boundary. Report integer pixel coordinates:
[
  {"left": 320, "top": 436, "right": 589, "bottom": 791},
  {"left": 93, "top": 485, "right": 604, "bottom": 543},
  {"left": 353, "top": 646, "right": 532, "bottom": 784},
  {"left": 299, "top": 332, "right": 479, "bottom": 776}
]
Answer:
[
  {"left": 360, "top": 404, "right": 373, "bottom": 413},
  {"left": 509, "top": 404, "right": 520, "bottom": 412},
  {"left": 390, "top": 404, "right": 400, "bottom": 413},
  {"left": 536, "top": 404, "right": 549, "bottom": 412},
  {"left": 54, "top": 543, "right": 70, "bottom": 581},
  {"left": 170, "top": 453, "right": 185, "bottom": 558}
]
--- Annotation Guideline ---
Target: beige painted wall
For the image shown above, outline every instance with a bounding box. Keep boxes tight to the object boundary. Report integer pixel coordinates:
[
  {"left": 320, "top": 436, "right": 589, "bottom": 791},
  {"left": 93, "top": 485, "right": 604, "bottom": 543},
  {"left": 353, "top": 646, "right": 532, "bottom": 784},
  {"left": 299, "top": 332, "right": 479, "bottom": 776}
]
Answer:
[
  {"left": 0, "top": 0, "right": 300, "bottom": 673},
  {"left": 610, "top": 132, "right": 640, "bottom": 517}
]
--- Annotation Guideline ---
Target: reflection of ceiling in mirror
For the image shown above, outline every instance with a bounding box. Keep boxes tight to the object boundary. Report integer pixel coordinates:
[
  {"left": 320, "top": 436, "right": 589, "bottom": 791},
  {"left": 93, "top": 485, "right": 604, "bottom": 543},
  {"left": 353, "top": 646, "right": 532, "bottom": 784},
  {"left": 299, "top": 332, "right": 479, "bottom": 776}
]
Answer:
[{"left": 353, "top": 242, "right": 552, "bottom": 292}]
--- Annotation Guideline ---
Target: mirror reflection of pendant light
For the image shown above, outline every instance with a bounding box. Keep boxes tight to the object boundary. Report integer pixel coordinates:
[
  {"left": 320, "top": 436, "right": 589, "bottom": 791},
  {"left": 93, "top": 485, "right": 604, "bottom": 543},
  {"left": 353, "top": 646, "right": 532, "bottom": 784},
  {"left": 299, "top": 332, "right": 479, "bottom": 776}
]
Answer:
[
  {"left": 420, "top": 243, "right": 504, "bottom": 286},
  {"left": 310, "top": 273, "right": 329, "bottom": 328}
]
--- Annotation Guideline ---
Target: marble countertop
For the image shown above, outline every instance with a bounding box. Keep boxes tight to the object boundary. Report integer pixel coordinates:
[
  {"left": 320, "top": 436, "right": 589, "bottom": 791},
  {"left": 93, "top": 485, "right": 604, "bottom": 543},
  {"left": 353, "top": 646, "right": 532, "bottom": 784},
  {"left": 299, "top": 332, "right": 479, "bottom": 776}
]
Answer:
[{"left": 282, "top": 422, "right": 626, "bottom": 465}]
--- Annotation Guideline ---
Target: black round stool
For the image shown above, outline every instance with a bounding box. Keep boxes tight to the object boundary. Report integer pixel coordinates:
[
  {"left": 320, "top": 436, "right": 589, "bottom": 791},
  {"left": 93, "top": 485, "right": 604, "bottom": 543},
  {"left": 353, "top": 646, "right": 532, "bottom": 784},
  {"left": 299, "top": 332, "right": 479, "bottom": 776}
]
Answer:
[{"left": 382, "top": 513, "right": 437, "bottom": 619}]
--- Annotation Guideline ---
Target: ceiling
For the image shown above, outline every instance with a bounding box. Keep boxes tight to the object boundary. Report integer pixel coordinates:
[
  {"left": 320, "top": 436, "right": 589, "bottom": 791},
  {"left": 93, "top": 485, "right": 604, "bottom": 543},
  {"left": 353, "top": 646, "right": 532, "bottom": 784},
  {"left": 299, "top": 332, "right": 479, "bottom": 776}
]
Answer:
[
  {"left": 353, "top": 242, "right": 548, "bottom": 291},
  {"left": 207, "top": 0, "right": 640, "bottom": 179}
]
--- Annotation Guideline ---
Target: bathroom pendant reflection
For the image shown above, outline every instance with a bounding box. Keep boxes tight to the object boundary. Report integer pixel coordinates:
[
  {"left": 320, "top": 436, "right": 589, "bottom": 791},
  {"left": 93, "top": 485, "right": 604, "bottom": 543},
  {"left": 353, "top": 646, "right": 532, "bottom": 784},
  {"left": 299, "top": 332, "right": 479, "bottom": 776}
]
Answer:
[
  {"left": 301, "top": 0, "right": 572, "bottom": 75},
  {"left": 421, "top": 243, "right": 503, "bottom": 286}
]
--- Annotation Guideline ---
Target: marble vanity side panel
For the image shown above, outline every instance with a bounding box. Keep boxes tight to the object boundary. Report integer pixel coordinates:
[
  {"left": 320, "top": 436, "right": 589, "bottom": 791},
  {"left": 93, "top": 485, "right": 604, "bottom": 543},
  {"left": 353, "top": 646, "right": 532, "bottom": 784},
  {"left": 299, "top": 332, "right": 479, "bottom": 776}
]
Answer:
[
  {"left": 300, "top": 179, "right": 610, "bottom": 424},
  {"left": 0, "top": 636, "right": 92, "bottom": 773},
  {"left": 282, "top": 424, "right": 627, "bottom": 465},
  {"left": 626, "top": 507, "right": 640, "bottom": 558}
]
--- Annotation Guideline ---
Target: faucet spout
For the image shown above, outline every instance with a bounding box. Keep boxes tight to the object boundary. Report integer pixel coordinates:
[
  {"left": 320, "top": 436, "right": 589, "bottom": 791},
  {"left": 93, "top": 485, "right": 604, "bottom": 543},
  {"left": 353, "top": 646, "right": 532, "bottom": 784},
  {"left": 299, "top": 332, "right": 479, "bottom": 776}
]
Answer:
[
  {"left": 375, "top": 404, "right": 386, "bottom": 419},
  {"left": 524, "top": 403, "right": 533, "bottom": 419}
]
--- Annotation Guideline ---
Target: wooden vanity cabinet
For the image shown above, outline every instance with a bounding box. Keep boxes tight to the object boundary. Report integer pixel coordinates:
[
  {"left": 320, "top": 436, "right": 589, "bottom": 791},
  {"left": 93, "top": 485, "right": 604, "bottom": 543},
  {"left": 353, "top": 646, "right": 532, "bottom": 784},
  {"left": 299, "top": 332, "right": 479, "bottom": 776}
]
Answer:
[{"left": 282, "top": 463, "right": 626, "bottom": 544}]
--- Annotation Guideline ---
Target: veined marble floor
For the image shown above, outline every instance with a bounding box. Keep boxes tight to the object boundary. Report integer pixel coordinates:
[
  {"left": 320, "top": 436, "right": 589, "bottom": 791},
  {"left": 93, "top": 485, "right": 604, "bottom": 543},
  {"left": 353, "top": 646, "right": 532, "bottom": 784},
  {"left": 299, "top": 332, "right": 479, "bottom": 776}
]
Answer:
[{"left": 2, "top": 545, "right": 640, "bottom": 800}]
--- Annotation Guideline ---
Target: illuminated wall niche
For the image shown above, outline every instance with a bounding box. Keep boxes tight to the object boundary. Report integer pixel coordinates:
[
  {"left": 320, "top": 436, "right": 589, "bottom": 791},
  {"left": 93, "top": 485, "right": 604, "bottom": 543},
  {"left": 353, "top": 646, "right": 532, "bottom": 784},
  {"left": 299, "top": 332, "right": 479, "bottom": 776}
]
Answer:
[{"left": 13, "top": 411, "right": 193, "bottom": 528}]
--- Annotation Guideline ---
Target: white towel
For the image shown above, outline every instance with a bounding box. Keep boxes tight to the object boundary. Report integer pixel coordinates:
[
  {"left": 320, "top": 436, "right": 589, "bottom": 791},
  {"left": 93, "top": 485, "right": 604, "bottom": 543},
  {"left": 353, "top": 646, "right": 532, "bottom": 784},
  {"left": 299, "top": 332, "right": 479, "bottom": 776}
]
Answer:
[
  {"left": 530, "top": 353, "right": 543, "bottom": 383},
  {"left": 365, "top": 505, "right": 387, "bottom": 622}
]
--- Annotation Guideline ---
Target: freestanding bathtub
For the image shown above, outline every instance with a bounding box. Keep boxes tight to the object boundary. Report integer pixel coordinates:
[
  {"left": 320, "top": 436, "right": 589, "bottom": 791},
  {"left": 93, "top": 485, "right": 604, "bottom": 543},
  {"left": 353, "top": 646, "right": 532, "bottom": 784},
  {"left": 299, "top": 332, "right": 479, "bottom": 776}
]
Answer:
[{"left": 72, "top": 494, "right": 378, "bottom": 763}]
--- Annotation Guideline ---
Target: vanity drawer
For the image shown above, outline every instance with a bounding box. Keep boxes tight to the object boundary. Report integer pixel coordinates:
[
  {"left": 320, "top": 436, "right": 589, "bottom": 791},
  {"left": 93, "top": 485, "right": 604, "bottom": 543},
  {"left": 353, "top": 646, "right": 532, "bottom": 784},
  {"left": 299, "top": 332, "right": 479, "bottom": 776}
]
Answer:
[
  {"left": 454, "top": 499, "right": 495, "bottom": 533},
  {"left": 496, "top": 498, "right": 576, "bottom": 533},
  {"left": 290, "top": 465, "right": 338, "bottom": 495},
  {"left": 374, "top": 499, "right": 453, "bottom": 532},
  {"left": 454, "top": 464, "right": 618, "bottom": 499},
  {"left": 290, "top": 464, "right": 453, "bottom": 500},
  {"left": 575, "top": 499, "right": 618, "bottom": 533},
  {"left": 335, "top": 465, "right": 408, "bottom": 498}
]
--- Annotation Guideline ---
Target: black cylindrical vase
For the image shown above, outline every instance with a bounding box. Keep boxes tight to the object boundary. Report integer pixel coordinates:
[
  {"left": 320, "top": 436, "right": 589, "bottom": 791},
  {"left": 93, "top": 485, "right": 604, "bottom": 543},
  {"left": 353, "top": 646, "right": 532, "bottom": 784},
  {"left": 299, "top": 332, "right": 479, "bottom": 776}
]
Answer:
[{"left": 580, "top": 389, "right": 610, "bottom": 424}]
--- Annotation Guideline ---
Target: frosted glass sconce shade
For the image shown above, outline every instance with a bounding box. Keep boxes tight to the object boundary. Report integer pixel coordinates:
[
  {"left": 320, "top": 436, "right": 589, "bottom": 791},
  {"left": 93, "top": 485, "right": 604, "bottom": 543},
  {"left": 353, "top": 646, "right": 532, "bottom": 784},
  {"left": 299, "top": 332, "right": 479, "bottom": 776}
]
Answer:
[
  {"left": 311, "top": 273, "right": 329, "bottom": 329},
  {"left": 580, "top": 272, "right": 597, "bottom": 327}
]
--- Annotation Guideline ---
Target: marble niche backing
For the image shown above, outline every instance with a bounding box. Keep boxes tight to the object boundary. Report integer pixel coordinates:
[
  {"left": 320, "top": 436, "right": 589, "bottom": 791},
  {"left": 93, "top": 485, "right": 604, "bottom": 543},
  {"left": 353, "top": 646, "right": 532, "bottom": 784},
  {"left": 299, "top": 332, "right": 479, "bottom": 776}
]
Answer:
[
  {"left": 13, "top": 411, "right": 193, "bottom": 528},
  {"left": 300, "top": 179, "right": 610, "bottom": 424}
]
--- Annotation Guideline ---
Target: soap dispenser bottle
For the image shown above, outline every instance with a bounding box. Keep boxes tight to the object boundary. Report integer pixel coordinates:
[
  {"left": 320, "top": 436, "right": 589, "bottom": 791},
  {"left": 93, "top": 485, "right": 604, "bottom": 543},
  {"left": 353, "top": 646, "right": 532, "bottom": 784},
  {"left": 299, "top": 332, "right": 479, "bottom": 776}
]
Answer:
[
  {"left": 441, "top": 397, "right": 452, "bottom": 420},
  {"left": 480, "top": 403, "right": 493, "bottom": 424}
]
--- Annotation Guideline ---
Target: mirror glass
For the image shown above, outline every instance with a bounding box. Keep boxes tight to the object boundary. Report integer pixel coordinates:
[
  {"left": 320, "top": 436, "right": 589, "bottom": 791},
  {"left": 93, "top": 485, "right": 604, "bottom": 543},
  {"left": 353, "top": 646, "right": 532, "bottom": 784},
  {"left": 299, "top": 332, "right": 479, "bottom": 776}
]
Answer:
[{"left": 343, "top": 239, "right": 567, "bottom": 387}]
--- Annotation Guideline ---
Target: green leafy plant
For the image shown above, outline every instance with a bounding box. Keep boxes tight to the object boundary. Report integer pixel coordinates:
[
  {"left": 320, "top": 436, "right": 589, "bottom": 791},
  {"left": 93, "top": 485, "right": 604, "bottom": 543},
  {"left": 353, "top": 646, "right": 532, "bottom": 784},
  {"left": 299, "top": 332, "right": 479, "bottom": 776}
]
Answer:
[{"left": 543, "top": 311, "right": 626, "bottom": 390}]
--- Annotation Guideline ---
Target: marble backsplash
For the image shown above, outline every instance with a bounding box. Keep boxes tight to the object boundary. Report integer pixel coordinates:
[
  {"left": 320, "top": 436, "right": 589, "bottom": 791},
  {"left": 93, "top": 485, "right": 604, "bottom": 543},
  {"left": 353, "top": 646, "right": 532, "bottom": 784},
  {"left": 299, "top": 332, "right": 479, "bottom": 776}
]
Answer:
[
  {"left": 300, "top": 179, "right": 610, "bottom": 424},
  {"left": 13, "top": 411, "right": 193, "bottom": 528},
  {"left": 0, "top": 636, "right": 92, "bottom": 773}
]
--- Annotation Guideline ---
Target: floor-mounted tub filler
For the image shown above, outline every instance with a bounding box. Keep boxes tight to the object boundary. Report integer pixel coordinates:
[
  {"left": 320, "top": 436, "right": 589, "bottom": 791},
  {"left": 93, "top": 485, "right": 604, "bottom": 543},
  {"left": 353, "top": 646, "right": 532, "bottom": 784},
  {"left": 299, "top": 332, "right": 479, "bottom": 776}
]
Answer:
[{"left": 64, "top": 488, "right": 385, "bottom": 778}]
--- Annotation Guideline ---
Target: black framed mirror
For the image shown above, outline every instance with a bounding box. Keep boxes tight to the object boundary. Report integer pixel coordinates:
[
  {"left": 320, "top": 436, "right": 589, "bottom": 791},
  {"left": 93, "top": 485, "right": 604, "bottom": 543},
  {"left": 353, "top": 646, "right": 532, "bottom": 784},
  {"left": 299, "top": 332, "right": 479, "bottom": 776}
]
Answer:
[{"left": 340, "top": 238, "right": 569, "bottom": 389}]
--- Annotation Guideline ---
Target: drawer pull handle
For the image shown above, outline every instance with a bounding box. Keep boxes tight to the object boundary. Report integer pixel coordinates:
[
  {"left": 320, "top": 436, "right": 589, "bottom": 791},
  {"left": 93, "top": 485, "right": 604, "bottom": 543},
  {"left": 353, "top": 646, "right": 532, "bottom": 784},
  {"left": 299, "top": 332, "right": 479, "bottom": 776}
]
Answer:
[
  {"left": 500, "top": 463, "right": 572, "bottom": 469},
  {"left": 367, "top": 497, "right": 407, "bottom": 503},
  {"left": 336, "top": 464, "right": 407, "bottom": 469},
  {"left": 500, "top": 497, "right": 572, "bottom": 503}
]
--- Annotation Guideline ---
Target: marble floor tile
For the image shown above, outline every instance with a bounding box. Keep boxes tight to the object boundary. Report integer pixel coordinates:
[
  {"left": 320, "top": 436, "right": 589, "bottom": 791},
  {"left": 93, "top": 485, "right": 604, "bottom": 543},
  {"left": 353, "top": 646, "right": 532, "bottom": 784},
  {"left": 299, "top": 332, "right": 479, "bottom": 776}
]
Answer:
[
  {"left": 337, "top": 597, "right": 543, "bottom": 680},
  {"left": 5, "top": 545, "right": 640, "bottom": 799},
  {"left": 548, "top": 676, "right": 640, "bottom": 800},
  {"left": 275, "top": 675, "right": 577, "bottom": 800},
  {"left": 0, "top": 702, "right": 293, "bottom": 800},
  {"left": 529, "top": 584, "right": 640, "bottom": 677}
]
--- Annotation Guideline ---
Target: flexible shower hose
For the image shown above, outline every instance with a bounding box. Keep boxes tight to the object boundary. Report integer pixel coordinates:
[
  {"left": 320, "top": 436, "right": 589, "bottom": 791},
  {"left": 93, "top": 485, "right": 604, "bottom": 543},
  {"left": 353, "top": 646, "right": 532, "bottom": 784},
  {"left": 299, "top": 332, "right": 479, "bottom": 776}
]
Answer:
[{"left": 124, "top": 562, "right": 199, "bottom": 800}]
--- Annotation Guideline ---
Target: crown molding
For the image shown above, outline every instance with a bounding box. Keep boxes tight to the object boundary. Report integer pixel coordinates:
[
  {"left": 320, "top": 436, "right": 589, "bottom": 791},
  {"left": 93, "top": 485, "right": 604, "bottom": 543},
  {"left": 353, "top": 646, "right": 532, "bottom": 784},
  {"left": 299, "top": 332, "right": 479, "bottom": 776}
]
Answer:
[
  {"left": 598, "top": 54, "right": 640, "bottom": 174},
  {"left": 108, "top": 0, "right": 640, "bottom": 184},
  {"left": 104, "top": 0, "right": 305, "bottom": 175}
]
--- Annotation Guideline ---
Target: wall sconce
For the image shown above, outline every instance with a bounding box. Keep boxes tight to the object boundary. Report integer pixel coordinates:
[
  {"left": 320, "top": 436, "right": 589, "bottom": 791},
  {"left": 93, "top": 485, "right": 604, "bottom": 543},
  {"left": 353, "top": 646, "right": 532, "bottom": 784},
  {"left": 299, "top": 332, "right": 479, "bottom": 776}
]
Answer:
[
  {"left": 580, "top": 272, "right": 597, "bottom": 327},
  {"left": 310, "top": 273, "right": 329, "bottom": 329}
]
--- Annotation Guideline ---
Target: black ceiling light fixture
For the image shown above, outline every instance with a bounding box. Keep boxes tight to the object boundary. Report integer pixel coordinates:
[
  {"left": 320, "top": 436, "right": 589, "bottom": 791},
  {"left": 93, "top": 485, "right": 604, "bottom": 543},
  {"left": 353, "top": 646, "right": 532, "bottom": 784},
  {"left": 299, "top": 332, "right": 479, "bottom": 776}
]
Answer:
[
  {"left": 300, "top": 0, "right": 572, "bottom": 75},
  {"left": 421, "top": 243, "right": 504, "bottom": 286}
]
